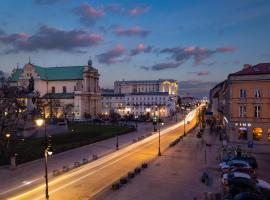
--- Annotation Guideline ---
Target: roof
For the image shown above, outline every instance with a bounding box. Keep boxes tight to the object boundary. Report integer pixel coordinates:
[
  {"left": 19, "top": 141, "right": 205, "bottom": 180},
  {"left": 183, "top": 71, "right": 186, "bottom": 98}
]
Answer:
[
  {"left": 115, "top": 79, "right": 177, "bottom": 84},
  {"left": 42, "top": 93, "right": 74, "bottom": 99},
  {"left": 9, "top": 68, "right": 23, "bottom": 82},
  {"left": 229, "top": 63, "right": 270, "bottom": 77},
  {"left": 9, "top": 64, "right": 96, "bottom": 81}
]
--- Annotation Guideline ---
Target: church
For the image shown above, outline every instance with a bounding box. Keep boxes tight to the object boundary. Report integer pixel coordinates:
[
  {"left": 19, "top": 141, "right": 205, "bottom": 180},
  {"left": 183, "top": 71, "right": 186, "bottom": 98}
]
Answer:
[{"left": 9, "top": 59, "right": 101, "bottom": 120}]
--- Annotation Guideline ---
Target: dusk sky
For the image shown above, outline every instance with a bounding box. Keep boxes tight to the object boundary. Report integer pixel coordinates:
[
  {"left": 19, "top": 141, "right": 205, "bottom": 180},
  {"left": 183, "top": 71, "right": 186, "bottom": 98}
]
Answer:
[{"left": 0, "top": 0, "right": 269, "bottom": 88}]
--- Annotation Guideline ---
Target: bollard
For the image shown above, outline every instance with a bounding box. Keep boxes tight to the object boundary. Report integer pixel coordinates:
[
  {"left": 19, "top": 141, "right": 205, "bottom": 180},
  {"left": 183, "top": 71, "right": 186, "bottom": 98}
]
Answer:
[
  {"left": 74, "top": 161, "right": 81, "bottom": 168},
  {"left": 62, "top": 165, "right": 69, "bottom": 172},
  {"left": 82, "top": 158, "right": 88, "bottom": 164},
  {"left": 92, "top": 155, "right": 98, "bottom": 160},
  {"left": 111, "top": 182, "right": 120, "bottom": 190}
]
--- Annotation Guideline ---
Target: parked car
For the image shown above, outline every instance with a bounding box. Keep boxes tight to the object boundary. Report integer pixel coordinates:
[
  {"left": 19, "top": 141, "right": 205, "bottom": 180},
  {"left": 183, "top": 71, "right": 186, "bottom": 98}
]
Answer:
[
  {"left": 223, "top": 155, "right": 258, "bottom": 169},
  {"left": 219, "top": 160, "right": 252, "bottom": 173},
  {"left": 233, "top": 192, "right": 265, "bottom": 200},
  {"left": 222, "top": 172, "right": 270, "bottom": 191}
]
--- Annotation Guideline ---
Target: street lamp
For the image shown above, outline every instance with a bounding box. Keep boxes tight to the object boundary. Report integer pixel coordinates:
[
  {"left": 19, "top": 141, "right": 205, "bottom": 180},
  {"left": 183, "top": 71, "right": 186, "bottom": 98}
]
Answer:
[
  {"left": 134, "top": 115, "right": 138, "bottom": 131},
  {"left": 116, "top": 132, "right": 119, "bottom": 150},
  {"left": 183, "top": 110, "right": 186, "bottom": 136},
  {"left": 35, "top": 117, "right": 51, "bottom": 200},
  {"left": 158, "top": 121, "right": 164, "bottom": 156},
  {"left": 5, "top": 131, "right": 11, "bottom": 153}
]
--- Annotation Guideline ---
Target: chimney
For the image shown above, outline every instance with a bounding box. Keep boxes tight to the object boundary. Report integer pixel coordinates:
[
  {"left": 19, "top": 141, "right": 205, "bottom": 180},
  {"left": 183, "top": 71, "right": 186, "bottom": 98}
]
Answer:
[{"left": 243, "top": 64, "right": 252, "bottom": 69}]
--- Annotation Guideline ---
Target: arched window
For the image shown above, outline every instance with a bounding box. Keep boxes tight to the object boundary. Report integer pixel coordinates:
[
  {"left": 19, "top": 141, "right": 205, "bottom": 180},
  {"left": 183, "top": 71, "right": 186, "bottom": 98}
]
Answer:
[{"left": 63, "top": 86, "right": 67, "bottom": 94}]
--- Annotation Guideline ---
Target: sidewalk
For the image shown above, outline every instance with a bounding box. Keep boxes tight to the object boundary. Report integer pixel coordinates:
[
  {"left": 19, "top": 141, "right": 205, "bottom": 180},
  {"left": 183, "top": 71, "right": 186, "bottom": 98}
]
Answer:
[
  {"left": 0, "top": 117, "right": 181, "bottom": 196},
  {"left": 94, "top": 125, "right": 222, "bottom": 200}
]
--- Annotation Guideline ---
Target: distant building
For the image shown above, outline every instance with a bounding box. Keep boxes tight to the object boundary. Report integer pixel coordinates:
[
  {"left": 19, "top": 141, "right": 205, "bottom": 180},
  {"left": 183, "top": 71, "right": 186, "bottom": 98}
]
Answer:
[
  {"left": 102, "top": 79, "right": 178, "bottom": 117},
  {"left": 9, "top": 59, "right": 101, "bottom": 119},
  {"left": 210, "top": 63, "right": 270, "bottom": 143},
  {"left": 114, "top": 79, "right": 178, "bottom": 95}
]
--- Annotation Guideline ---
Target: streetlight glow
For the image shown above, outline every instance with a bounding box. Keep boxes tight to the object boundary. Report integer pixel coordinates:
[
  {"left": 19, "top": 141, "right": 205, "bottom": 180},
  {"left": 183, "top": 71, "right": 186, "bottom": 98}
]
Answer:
[{"left": 35, "top": 118, "right": 44, "bottom": 127}]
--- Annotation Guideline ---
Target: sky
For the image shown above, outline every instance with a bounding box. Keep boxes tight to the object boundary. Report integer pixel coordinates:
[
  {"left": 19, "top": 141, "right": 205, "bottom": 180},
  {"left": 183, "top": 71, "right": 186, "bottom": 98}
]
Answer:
[{"left": 0, "top": 0, "right": 269, "bottom": 90}]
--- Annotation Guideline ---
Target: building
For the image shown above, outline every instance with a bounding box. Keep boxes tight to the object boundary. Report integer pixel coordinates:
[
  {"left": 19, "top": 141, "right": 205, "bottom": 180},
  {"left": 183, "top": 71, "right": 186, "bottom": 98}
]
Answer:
[
  {"left": 114, "top": 79, "right": 178, "bottom": 96},
  {"left": 102, "top": 79, "right": 178, "bottom": 118},
  {"left": 210, "top": 63, "right": 270, "bottom": 143},
  {"left": 9, "top": 59, "right": 101, "bottom": 119}
]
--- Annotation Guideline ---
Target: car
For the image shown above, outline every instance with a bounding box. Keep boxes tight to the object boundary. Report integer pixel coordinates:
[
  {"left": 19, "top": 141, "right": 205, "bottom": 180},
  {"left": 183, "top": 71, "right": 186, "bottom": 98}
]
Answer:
[
  {"left": 219, "top": 160, "right": 252, "bottom": 173},
  {"left": 233, "top": 192, "right": 265, "bottom": 200},
  {"left": 222, "top": 172, "right": 270, "bottom": 191},
  {"left": 224, "top": 155, "right": 258, "bottom": 169},
  {"left": 228, "top": 178, "right": 261, "bottom": 197}
]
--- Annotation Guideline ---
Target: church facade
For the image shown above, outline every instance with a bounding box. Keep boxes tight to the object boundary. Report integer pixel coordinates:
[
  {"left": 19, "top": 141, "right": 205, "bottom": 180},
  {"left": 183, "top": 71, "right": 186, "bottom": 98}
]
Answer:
[{"left": 9, "top": 59, "right": 101, "bottom": 120}]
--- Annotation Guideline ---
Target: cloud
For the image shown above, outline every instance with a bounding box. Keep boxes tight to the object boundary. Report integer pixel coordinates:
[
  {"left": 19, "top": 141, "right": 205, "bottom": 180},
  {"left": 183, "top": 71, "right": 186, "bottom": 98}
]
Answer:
[
  {"left": 190, "top": 71, "right": 210, "bottom": 76},
  {"left": 160, "top": 45, "right": 237, "bottom": 65},
  {"left": 96, "top": 44, "right": 128, "bottom": 65},
  {"left": 128, "top": 6, "right": 149, "bottom": 16},
  {"left": 130, "top": 43, "right": 152, "bottom": 56},
  {"left": 74, "top": 3, "right": 105, "bottom": 26},
  {"left": 141, "top": 62, "right": 182, "bottom": 71},
  {"left": 1, "top": 25, "right": 103, "bottom": 53},
  {"left": 33, "top": 0, "right": 68, "bottom": 5},
  {"left": 0, "top": 30, "right": 29, "bottom": 44},
  {"left": 105, "top": 4, "right": 125, "bottom": 13},
  {"left": 113, "top": 26, "right": 149, "bottom": 37}
]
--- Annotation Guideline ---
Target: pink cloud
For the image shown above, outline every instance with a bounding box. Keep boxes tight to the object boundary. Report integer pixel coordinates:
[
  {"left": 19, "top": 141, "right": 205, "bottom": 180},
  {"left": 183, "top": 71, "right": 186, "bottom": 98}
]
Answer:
[
  {"left": 113, "top": 26, "right": 149, "bottom": 37},
  {"left": 130, "top": 43, "right": 152, "bottom": 55},
  {"left": 97, "top": 44, "right": 128, "bottom": 65},
  {"left": 74, "top": 3, "right": 105, "bottom": 26},
  {"left": 128, "top": 6, "right": 149, "bottom": 16},
  {"left": 217, "top": 47, "right": 237, "bottom": 52},
  {"left": 197, "top": 71, "right": 210, "bottom": 76}
]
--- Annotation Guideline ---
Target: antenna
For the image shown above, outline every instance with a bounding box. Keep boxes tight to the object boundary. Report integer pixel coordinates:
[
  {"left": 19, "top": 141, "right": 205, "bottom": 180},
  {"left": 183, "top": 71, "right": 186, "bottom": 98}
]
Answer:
[{"left": 28, "top": 57, "right": 31, "bottom": 64}]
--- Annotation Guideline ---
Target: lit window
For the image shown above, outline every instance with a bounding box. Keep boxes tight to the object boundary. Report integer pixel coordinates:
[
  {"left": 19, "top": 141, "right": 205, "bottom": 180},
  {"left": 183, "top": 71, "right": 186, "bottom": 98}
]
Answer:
[
  {"left": 253, "top": 128, "right": 263, "bottom": 141},
  {"left": 268, "top": 128, "right": 270, "bottom": 141}
]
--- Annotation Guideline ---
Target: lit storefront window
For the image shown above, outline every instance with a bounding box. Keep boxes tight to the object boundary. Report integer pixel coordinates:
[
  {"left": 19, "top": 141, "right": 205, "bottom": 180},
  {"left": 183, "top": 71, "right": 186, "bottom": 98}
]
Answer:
[
  {"left": 268, "top": 128, "right": 270, "bottom": 141},
  {"left": 238, "top": 127, "right": 247, "bottom": 140},
  {"left": 253, "top": 128, "right": 263, "bottom": 141}
]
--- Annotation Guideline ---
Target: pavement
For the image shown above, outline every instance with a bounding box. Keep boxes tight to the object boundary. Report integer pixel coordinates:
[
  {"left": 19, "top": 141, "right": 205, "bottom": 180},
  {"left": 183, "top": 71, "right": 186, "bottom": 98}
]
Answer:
[
  {"left": 93, "top": 123, "right": 222, "bottom": 200},
  {"left": 0, "top": 112, "right": 184, "bottom": 199}
]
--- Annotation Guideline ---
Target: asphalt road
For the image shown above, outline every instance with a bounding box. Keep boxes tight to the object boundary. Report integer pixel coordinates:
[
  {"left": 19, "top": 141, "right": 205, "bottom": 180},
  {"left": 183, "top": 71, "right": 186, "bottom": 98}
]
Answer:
[{"left": 4, "top": 108, "right": 200, "bottom": 200}]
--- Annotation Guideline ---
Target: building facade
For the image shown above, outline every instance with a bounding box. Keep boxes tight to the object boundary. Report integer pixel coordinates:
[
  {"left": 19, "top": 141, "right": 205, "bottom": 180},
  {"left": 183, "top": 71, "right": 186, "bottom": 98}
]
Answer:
[
  {"left": 102, "top": 79, "right": 178, "bottom": 118},
  {"left": 9, "top": 59, "right": 101, "bottom": 119},
  {"left": 211, "top": 63, "right": 270, "bottom": 143}
]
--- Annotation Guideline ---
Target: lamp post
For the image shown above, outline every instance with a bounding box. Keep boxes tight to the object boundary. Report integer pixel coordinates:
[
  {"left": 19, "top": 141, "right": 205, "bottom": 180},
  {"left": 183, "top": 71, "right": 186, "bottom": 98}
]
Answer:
[
  {"left": 158, "top": 121, "right": 164, "bottom": 156},
  {"left": 183, "top": 110, "right": 186, "bottom": 136},
  {"left": 134, "top": 115, "right": 138, "bottom": 131},
  {"left": 35, "top": 117, "right": 52, "bottom": 200},
  {"left": 116, "top": 132, "right": 119, "bottom": 150},
  {"left": 5, "top": 132, "right": 11, "bottom": 151}
]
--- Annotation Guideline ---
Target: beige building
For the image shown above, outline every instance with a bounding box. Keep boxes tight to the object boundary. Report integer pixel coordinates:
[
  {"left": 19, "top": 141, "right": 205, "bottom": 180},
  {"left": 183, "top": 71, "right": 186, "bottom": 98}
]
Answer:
[
  {"left": 114, "top": 79, "right": 178, "bottom": 96},
  {"left": 9, "top": 59, "right": 101, "bottom": 119},
  {"left": 212, "top": 63, "right": 270, "bottom": 143}
]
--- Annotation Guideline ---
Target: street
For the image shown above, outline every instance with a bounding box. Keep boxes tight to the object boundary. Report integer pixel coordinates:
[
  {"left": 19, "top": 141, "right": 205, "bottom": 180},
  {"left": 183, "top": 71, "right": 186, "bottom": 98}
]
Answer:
[{"left": 2, "top": 108, "right": 199, "bottom": 200}]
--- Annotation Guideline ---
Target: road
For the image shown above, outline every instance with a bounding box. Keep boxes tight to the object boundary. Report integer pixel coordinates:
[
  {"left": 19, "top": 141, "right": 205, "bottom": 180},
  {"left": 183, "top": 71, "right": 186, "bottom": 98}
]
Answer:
[{"left": 3, "top": 107, "right": 200, "bottom": 200}]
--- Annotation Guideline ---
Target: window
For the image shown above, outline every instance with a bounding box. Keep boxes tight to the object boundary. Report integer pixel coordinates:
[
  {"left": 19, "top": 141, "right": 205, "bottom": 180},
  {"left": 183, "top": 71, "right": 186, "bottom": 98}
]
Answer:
[
  {"left": 52, "top": 87, "right": 55, "bottom": 93},
  {"left": 63, "top": 86, "right": 67, "bottom": 94},
  {"left": 254, "top": 105, "right": 261, "bottom": 118},
  {"left": 74, "top": 86, "right": 76, "bottom": 91},
  {"left": 239, "top": 89, "right": 247, "bottom": 98},
  {"left": 239, "top": 105, "right": 247, "bottom": 117},
  {"left": 268, "top": 128, "right": 270, "bottom": 141},
  {"left": 254, "top": 88, "right": 261, "bottom": 98},
  {"left": 253, "top": 128, "right": 263, "bottom": 141}
]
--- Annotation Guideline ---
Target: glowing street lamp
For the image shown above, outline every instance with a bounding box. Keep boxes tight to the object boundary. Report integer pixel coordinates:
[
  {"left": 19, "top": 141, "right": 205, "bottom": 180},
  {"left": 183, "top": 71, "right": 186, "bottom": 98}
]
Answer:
[{"left": 35, "top": 118, "right": 44, "bottom": 127}]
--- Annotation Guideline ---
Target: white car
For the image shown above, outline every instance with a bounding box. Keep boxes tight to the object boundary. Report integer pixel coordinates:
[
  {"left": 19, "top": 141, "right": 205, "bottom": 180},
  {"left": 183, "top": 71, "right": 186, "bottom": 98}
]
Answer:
[
  {"left": 219, "top": 160, "right": 251, "bottom": 171},
  {"left": 222, "top": 172, "right": 270, "bottom": 190}
]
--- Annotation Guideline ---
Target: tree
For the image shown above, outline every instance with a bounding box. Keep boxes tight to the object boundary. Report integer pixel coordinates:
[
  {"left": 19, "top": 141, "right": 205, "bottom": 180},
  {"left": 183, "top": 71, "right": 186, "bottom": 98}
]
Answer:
[{"left": 0, "top": 86, "right": 29, "bottom": 164}]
